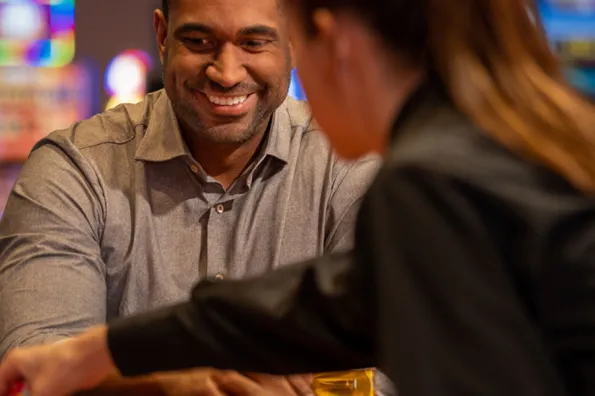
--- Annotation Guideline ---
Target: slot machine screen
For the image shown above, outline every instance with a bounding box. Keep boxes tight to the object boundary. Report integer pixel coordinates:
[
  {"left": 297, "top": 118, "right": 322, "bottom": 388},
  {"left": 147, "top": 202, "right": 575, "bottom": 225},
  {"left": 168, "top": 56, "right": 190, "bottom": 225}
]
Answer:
[
  {"left": 539, "top": 0, "right": 595, "bottom": 98},
  {"left": 0, "top": 0, "right": 75, "bottom": 67}
]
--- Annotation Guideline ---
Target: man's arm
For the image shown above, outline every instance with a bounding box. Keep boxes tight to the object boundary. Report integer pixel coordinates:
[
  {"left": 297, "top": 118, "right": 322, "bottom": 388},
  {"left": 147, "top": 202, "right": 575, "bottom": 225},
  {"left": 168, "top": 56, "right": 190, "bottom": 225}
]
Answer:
[{"left": 0, "top": 142, "right": 106, "bottom": 355}]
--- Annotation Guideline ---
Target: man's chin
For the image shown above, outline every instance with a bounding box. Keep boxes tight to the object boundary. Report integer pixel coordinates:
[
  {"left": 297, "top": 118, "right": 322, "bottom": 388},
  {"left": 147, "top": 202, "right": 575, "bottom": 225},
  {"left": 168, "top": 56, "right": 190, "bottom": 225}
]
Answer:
[
  {"left": 176, "top": 104, "right": 266, "bottom": 145},
  {"left": 195, "top": 122, "right": 259, "bottom": 145}
]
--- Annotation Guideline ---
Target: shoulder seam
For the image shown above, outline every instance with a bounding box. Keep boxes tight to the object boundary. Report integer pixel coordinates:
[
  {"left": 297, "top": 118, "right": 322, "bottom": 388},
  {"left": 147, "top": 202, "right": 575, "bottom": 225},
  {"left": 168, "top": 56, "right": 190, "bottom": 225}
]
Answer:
[{"left": 77, "top": 122, "right": 144, "bottom": 152}]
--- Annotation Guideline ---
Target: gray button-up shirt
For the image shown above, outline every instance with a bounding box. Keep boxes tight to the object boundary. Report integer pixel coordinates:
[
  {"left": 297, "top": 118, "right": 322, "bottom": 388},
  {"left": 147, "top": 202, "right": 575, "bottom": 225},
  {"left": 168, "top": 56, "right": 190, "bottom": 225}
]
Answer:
[{"left": 0, "top": 90, "right": 380, "bottom": 354}]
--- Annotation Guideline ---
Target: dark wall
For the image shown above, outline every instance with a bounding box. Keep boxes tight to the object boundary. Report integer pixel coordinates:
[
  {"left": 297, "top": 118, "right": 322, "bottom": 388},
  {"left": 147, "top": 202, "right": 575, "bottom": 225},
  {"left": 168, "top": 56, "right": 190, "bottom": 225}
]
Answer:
[{"left": 75, "top": 0, "right": 161, "bottom": 109}]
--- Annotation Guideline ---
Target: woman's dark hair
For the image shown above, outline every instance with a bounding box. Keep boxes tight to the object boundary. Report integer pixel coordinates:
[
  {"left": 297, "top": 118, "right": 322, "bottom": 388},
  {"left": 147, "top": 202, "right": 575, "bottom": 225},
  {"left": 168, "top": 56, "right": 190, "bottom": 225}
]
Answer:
[
  {"left": 290, "top": 0, "right": 595, "bottom": 192},
  {"left": 162, "top": 0, "right": 169, "bottom": 19}
]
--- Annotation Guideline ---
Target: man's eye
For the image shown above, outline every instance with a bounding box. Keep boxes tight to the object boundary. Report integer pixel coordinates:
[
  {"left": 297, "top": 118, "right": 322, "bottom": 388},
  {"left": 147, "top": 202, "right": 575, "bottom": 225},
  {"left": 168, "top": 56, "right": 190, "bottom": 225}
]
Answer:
[
  {"left": 242, "top": 40, "right": 269, "bottom": 50},
  {"left": 184, "top": 38, "right": 215, "bottom": 48}
]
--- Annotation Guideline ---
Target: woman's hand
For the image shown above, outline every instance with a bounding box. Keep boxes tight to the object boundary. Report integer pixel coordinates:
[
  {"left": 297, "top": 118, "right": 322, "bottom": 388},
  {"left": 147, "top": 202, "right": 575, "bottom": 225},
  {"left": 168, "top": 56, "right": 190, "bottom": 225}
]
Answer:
[{"left": 0, "top": 326, "right": 115, "bottom": 396}]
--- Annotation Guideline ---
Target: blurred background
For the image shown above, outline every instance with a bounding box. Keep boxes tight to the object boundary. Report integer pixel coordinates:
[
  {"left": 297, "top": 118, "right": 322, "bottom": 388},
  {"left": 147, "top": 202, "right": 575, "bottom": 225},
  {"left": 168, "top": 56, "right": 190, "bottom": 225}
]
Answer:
[{"left": 0, "top": 0, "right": 591, "bottom": 214}]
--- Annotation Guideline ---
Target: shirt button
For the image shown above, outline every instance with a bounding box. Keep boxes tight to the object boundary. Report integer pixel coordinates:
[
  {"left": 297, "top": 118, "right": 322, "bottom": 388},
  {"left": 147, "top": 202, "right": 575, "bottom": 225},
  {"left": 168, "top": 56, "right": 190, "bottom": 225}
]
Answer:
[
  {"left": 215, "top": 273, "right": 225, "bottom": 280},
  {"left": 190, "top": 164, "right": 199, "bottom": 174},
  {"left": 215, "top": 204, "right": 225, "bottom": 214}
]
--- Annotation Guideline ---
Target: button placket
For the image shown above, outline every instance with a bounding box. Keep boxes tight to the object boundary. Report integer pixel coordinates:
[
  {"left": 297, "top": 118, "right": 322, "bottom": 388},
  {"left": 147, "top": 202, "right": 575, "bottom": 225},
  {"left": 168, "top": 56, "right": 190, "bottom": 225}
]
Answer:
[{"left": 205, "top": 200, "right": 229, "bottom": 280}]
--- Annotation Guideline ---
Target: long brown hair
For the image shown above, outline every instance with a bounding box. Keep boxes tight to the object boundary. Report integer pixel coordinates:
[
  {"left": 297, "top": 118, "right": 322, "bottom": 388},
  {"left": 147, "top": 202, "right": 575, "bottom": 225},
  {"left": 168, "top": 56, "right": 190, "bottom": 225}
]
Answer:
[
  {"left": 294, "top": 0, "right": 595, "bottom": 192},
  {"left": 430, "top": 0, "right": 595, "bottom": 192}
]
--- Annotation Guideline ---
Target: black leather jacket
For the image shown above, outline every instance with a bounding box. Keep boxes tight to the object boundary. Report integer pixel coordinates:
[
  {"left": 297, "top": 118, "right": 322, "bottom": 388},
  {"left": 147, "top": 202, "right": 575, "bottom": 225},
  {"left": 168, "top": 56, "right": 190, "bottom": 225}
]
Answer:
[{"left": 109, "top": 84, "right": 595, "bottom": 396}]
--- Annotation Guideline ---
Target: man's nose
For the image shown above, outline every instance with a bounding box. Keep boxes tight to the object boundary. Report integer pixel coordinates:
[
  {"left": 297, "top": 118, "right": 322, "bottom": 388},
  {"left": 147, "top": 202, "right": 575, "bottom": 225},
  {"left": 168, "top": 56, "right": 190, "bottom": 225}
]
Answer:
[{"left": 205, "top": 43, "right": 247, "bottom": 88}]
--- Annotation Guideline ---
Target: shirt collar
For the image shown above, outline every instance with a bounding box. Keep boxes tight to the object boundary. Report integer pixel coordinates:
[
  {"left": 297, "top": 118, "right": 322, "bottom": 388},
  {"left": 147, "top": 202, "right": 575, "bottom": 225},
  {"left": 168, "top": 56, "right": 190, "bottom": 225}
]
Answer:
[
  {"left": 260, "top": 97, "right": 293, "bottom": 164},
  {"left": 135, "top": 90, "right": 293, "bottom": 164},
  {"left": 135, "top": 90, "right": 192, "bottom": 162}
]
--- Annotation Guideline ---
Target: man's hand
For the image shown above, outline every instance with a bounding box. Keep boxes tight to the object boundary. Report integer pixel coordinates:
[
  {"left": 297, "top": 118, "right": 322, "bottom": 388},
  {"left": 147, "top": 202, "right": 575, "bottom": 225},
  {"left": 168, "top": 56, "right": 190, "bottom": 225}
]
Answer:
[
  {"left": 79, "top": 370, "right": 311, "bottom": 396},
  {"left": 151, "top": 369, "right": 226, "bottom": 396},
  {"left": 75, "top": 369, "right": 227, "bottom": 396},
  {"left": 213, "top": 371, "right": 314, "bottom": 396},
  {"left": 0, "top": 326, "right": 114, "bottom": 396}
]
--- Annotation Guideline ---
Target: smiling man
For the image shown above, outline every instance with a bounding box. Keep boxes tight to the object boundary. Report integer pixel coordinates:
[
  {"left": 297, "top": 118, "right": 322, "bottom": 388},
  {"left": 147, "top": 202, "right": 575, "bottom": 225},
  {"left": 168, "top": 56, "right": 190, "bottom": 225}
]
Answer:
[
  {"left": 161, "top": 0, "right": 295, "bottom": 190},
  {"left": 0, "top": 0, "right": 382, "bottom": 395}
]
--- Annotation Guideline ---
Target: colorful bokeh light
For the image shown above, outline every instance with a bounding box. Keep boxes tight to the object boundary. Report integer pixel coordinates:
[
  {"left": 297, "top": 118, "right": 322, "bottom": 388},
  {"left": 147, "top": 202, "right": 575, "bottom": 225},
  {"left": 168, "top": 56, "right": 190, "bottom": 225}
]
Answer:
[
  {"left": 0, "top": 0, "right": 75, "bottom": 67},
  {"left": 104, "top": 49, "right": 152, "bottom": 110},
  {"left": 0, "top": 64, "right": 93, "bottom": 161}
]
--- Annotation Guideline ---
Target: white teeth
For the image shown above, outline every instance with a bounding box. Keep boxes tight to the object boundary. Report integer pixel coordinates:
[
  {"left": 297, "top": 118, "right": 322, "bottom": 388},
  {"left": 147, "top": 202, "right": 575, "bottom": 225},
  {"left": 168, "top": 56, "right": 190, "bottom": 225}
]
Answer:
[{"left": 207, "top": 95, "right": 248, "bottom": 106}]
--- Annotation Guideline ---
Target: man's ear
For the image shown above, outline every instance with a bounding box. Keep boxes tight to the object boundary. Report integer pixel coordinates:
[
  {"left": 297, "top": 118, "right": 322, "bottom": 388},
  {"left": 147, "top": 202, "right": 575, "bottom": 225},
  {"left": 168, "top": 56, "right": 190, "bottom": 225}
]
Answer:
[{"left": 153, "top": 9, "right": 168, "bottom": 64}]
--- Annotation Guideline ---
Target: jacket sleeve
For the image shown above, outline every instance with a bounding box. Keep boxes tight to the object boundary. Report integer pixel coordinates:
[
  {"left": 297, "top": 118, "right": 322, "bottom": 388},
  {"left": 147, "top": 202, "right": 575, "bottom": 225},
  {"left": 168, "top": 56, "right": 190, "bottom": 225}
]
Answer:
[{"left": 107, "top": 250, "right": 375, "bottom": 377}]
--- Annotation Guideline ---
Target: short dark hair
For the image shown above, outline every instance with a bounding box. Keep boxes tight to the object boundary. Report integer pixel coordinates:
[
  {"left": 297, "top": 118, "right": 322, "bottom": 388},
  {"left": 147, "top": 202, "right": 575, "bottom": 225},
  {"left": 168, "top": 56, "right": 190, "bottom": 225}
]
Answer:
[{"left": 162, "top": 0, "right": 281, "bottom": 20}]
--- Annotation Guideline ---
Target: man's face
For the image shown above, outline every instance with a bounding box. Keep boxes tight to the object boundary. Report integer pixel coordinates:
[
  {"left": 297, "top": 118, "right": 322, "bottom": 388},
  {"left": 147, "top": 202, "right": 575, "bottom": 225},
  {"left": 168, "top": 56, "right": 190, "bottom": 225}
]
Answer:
[{"left": 155, "top": 0, "right": 292, "bottom": 144}]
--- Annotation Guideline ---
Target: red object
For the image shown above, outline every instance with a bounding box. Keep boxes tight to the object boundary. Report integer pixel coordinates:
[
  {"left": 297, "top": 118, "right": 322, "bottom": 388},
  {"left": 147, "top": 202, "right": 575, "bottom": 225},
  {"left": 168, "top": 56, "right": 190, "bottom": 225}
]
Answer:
[{"left": 8, "top": 381, "right": 24, "bottom": 396}]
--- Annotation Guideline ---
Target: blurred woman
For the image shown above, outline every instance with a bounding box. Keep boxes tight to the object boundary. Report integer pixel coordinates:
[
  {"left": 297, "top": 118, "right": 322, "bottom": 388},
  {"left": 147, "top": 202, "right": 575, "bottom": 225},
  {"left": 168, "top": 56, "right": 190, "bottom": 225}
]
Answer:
[{"left": 2, "top": 0, "right": 595, "bottom": 395}]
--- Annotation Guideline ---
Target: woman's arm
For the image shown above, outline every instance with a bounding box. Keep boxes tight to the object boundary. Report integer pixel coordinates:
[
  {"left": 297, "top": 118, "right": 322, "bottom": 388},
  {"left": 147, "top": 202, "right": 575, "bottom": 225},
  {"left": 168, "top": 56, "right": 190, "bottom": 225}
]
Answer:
[{"left": 108, "top": 250, "right": 374, "bottom": 376}]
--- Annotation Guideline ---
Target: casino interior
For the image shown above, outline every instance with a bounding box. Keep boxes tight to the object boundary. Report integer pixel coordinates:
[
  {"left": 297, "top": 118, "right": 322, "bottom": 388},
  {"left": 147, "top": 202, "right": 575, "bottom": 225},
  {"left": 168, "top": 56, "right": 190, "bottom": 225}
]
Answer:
[
  {"left": 0, "top": 0, "right": 592, "bottom": 214},
  {"left": 0, "top": 0, "right": 308, "bottom": 217},
  {"left": 0, "top": 0, "right": 593, "bottom": 395}
]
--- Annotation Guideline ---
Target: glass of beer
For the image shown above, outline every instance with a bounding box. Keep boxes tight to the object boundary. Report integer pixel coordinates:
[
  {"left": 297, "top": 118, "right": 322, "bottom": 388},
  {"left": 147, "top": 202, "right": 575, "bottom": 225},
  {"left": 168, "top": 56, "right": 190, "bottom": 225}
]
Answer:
[{"left": 312, "top": 369, "right": 375, "bottom": 395}]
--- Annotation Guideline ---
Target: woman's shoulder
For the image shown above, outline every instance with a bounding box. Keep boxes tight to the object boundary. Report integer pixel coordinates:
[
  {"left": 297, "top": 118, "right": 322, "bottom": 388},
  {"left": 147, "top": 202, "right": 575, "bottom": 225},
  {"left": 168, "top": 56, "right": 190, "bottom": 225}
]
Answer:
[
  {"left": 389, "top": 106, "right": 522, "bottom": 179},
  {"left": 383, "top": 105, "right": 592, "bottom": 222}
]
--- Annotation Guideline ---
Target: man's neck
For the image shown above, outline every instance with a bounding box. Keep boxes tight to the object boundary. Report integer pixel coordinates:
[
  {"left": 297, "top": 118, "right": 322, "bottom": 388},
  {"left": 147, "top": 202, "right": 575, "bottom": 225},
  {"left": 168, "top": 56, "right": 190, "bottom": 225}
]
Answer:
[{"left": 183, "top": 125, "right": 269, "bottom": 191}]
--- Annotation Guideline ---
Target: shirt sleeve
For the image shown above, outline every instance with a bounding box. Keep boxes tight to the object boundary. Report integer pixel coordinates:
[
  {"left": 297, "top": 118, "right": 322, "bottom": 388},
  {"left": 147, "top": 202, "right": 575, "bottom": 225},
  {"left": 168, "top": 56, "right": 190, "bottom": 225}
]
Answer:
[
  {"left": 325, "top": 154, "right": 381, "bottom": 253},
  {"left": 356, "top": 165, "right": 567, "bottom": 396},
  {"left": 0, "top": 142, "right": 107, "bottom": 357},
  {"left": 107, "top": 250, "right": 375, "bottom": 377}
]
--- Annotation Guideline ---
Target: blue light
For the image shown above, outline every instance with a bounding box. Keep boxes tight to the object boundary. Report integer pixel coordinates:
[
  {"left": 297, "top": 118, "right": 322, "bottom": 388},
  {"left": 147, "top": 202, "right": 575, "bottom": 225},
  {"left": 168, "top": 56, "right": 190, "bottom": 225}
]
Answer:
[
  {"left": 288, "top": 69, "right": 307, "bottom": 101},
  {"left": 538, "top": 0, "right": 595, "bottom": 98},
  {"left": 565, "top": 66, "right": 595, "bottom": 95}
]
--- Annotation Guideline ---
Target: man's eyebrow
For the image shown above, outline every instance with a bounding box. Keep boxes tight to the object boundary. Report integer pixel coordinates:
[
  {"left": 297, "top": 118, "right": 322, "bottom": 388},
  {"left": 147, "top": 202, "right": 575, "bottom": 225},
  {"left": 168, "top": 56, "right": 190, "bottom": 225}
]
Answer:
[
  {"left": 174, "top": 23, "right": 215, "bottom": 36},
  {"left": 173, "top": 23, "right": 279, "bottom": 40},
  {"left": 237, "top": 25, "right": 279, "bottom": 40}
]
